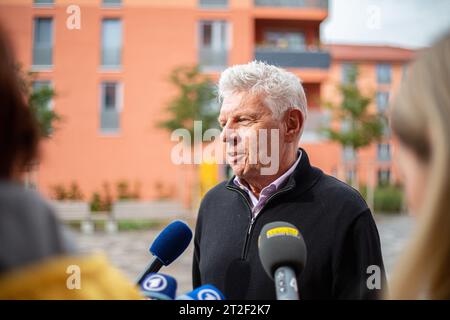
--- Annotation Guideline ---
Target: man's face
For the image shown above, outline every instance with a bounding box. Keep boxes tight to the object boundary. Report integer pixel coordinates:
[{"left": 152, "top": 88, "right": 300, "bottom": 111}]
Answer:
[{"left": 218, "top": 92, "right": 282, "bottom": 179}]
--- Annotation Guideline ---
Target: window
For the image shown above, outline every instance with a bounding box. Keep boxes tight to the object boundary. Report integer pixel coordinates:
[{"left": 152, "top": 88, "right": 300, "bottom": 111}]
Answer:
[
  {"left": 302, "top": 110, "right": 330, "bottom": 143},
  {"left": 340, "top": 118, "right": 351, "bottom": 133},
  {"left": 33, "top": 18, "right": 53, "bottom": 67},
  {"left": 199, "top": 0, "right": 228, "bottom": 8},
  {"left": 32, "top": 80, "right": 53, "bottom": 110},
  {"left": 263, "top": 31, "right": 305, "bottom": 51},
  {"left": 346, "top": 168, "right": 356, "bottom": 185},
  {"left": 343, "top": 146, "right": 356, "bottom": 162},
  {"left": 100, "top": 82, "right": 122, "bottom": 133},
  {"left": 198, "top": 20, "right": 229, "bottom": 69},
  {"left": 376, "top": 63, "right": 391, "bottom": 84},
  {"left": 101, "top": 19, "right": 122, "bottom": 68},
  {"left": 376, "top": 91, "right": 389, "bottom": 113},
  {"left": 33, "top": 0, "right": 54, "bottom": 6},
  {"left": 377, "top": 143, "right": 391, "bottom": 162},
  {"left": 341, "top": 63, "right": 356, "bottom": 84},
  {"left": 377, "top": 169, "right": 391, "bottom": 186},
  {"left": 102, "top": 0, "right": 122, "bottom": 7},
  {"left": 381, "top": 117, "right": 390, "bottom": 138}
]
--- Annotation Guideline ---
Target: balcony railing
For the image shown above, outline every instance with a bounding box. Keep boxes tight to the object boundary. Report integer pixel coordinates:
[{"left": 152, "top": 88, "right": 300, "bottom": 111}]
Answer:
[
  {"left": 255, "top": 48, "right": 330, "bottom": 69},
  {"left": 199, "top": 48, "right": 228, "bottom": 70},
  {"left": 254, "top": 0, "right": 328, "bottom": 9}
]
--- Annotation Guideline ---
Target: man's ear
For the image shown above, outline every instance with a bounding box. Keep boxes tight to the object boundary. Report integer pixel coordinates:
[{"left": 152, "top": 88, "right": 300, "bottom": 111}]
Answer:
[{"left": 284, "top": 108, "right": 303, "bottom": 143}]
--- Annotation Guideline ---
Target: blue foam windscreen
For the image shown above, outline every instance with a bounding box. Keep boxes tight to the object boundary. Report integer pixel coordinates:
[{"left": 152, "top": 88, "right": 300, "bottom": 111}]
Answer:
[
  {"left": 176, "top": 284, "right": 225, "bottom": 300},
  {"left": 150, "top": 220, "right": 192, "bottom": 265},
  {"left": 140, "top": 273, "right": 177, "bottom": 300}
]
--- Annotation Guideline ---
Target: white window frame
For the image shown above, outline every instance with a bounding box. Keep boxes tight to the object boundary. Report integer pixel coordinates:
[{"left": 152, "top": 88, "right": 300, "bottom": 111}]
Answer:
[{"left": 32, "top": 17, "right": 54, "bottom": 70}]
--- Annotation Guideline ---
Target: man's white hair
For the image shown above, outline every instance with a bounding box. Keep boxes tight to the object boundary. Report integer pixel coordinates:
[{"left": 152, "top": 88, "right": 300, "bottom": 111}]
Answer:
[{"left": 218, "top": 60, "right": 308, "bottom": 120}]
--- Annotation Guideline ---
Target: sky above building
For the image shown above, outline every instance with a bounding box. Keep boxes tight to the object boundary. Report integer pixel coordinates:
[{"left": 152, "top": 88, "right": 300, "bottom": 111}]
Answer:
[{"left": 321, "top": 0, "right": 450, "bottom": 49}]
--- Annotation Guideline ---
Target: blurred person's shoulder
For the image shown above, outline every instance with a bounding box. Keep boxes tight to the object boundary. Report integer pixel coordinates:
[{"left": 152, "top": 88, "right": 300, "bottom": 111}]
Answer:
[
  {"left": 0, "top": 180, "right": 76, "bottom": 273},
  {"left": 0, "top": 179, "right": 50, "bottom": 208},
  {"left": 0, "top": 179, "right": 58, "bottom": 222}
]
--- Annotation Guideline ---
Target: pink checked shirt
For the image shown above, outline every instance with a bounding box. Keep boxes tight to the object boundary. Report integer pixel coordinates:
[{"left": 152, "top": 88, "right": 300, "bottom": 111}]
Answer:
[{"left": 233, "top": 151, "right": 302, "bottom": 218}]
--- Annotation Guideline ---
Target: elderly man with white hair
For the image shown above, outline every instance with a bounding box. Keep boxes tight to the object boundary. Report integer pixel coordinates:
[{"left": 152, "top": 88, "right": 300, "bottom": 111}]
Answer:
[{"left": 192, "top": 61, "right": 386, "bottom": 300}]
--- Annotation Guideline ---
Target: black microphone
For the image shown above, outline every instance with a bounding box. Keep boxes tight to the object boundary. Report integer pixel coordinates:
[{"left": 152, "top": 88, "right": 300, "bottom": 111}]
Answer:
[
  {"left": 258, "top": 221, "right": 307, "bottom": 300},
  {"left": 136, "top": 220, "right": 192, "bottom": 285}
]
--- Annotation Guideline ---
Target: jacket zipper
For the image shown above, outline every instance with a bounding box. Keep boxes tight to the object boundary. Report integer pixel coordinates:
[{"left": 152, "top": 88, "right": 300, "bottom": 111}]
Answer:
[
  {"left": 226, "top": 186, "right": 253, "bottom": 259},
  {"left": 227, "top": 184, "right": 294, "bottom": 260}
]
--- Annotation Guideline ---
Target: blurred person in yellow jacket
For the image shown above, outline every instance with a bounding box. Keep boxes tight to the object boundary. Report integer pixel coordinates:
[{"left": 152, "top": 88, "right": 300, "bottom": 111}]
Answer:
[
  {"left": 0, "top": 24, "right": 141, "bottom": 300},
  {"left": 0, "top": 255, "right": 141, "bottom": 300},
  {"left": 388, "top": 31, "right": 450, "bottom": 300}
]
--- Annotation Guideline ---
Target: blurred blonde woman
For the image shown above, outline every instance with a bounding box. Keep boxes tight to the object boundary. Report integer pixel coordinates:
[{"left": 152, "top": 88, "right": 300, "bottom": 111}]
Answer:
[{"left": 388, "top": 31, "right": 450, "bottom": 299}]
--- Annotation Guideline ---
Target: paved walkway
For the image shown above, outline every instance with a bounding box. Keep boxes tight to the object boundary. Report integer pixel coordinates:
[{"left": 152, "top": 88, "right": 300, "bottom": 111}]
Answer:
[
  {"left": 73, "top": 214, "right": 414, "bottom": 295},
  {"left": 375, "top": 214, "right": 415, "bottom": 279}
]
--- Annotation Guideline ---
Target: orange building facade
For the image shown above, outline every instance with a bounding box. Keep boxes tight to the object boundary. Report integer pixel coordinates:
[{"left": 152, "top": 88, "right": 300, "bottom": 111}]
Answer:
[
  {"left": 0, "top": 0, "right": 414, "bottom": 207},
  {"left": 313, "top": 44, "right": 415, "bottom": 188}
]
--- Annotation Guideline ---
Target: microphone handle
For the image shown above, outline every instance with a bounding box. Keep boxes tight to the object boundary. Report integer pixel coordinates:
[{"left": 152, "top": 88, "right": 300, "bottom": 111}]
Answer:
[
  {"left": 136, "top": 256, "right": 164, "bottom": 285},
  {"left": 274, "top": 266, "right": 299, "bottom": 300}
]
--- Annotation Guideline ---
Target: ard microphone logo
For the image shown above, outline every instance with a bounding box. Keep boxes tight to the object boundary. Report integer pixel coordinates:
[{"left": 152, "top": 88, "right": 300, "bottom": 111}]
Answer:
[
  {"left": 142, "top": 274, "right": 168, "bottom": 292},
  {"left": 197, "top": 289, "right": 221, "bottom": 300}
]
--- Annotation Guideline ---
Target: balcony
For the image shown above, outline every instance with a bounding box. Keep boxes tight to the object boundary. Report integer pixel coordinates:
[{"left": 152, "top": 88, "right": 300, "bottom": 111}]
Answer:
[
  {"left": 254, "top": 0, "right": 328, "bottom": 9},
  {"left": 254, "top": 48, "right": 330, "bottom": 69}
]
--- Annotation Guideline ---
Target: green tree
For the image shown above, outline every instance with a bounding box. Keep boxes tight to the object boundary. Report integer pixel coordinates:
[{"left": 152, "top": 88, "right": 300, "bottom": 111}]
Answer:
[
  {"left": 159, "top": 65, "right": 219, "bottom": 143},
  {"left": 15, "top": 65, "right": 60, "bottom": 190},
  {"left": 322, "top": 65, "right": 385, "bottom": 188},
  {"left": 17, "top": 65, "right": 60, "bottom": 138},
  {"left": 158, "top": 65, "right": 219, "bottom": 209}
]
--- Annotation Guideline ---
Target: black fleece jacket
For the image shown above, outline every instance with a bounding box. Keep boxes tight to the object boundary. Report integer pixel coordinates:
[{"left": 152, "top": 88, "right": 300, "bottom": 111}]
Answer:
[{"left": 192, "top": 149, "right": 386, "bottom": 300}]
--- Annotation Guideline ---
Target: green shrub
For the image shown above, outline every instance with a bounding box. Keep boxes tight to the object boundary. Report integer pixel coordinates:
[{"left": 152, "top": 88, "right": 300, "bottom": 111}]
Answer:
[
  {"left": 67, "top": 182, "right": 84, "bottom": 200},
  {"left": 374, "top": 185, "right": 403, "bottom": 213},
  {"left": 89, "top": 182, "right": 113, "bottom": 212},
  {"left": 118, "top": 220, "right": 162, "bottom": 231},
  {"left": 50, "top": 182, "right": 83, "bottom": 201},
  {"left": 51, "top": 184, "right": 67, "bottom": 201},
  {"left": 359, "top": 184, "right": 404, "bottom": 213},
  {"left": 117, "top": 180, "right": 140, "bottom": 200},
  {"left": 90, "top": 192, "right": 102, "bottom": 212}
]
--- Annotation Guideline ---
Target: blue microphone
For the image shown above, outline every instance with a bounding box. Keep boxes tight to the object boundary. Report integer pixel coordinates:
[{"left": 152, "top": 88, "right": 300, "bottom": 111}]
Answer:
[
  {"left": 139, "top": 273, "right": 177, "bottom": 300},
  {"left": 136, "top": 220, "right": 192, "bottom": 285},
  {"left": 176, "top": 284, "right": 225, "bottom": 300}
]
